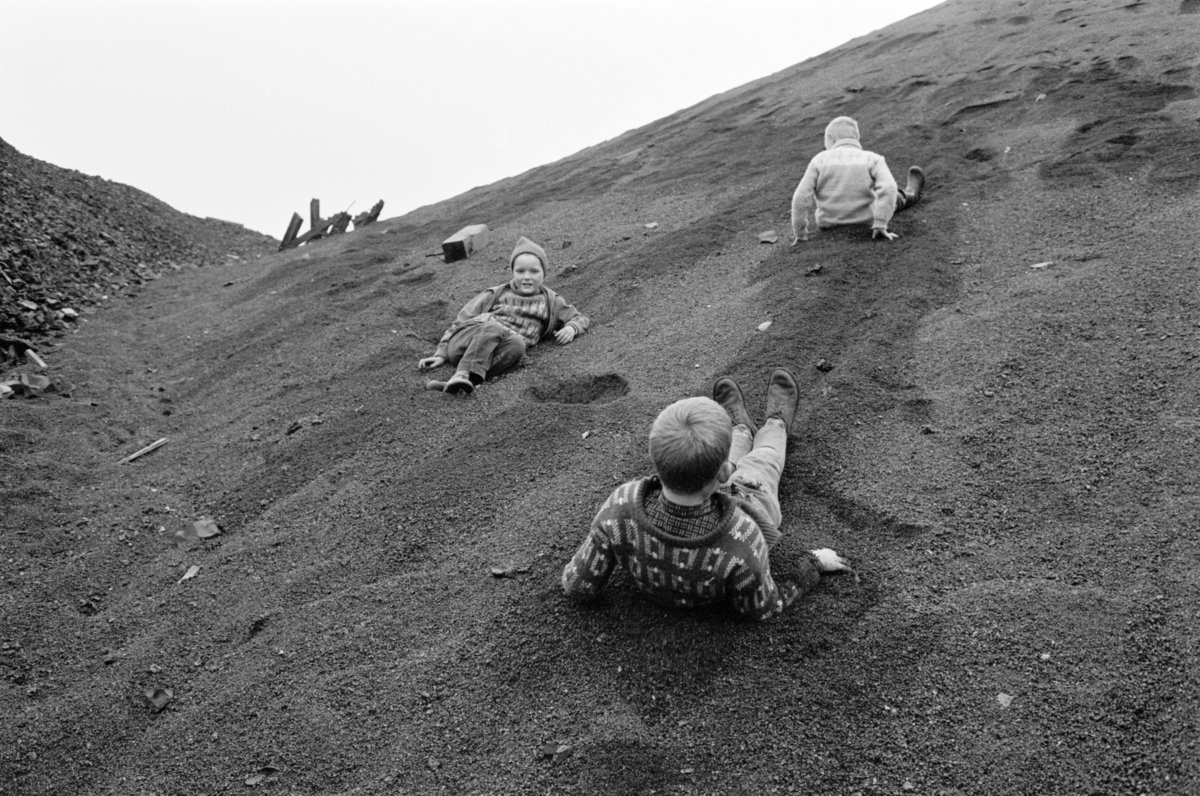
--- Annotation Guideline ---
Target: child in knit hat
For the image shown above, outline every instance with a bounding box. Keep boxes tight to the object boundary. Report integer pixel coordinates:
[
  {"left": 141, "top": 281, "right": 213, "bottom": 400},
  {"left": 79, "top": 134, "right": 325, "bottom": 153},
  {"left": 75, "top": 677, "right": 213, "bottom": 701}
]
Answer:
[
  {"left": 562, "top": 368, "right": 848, "bottom": 621},
  {"left": 418, "top": 236, "right": 589, "bottom": 395},
  {"left": 790, "top": 116, "right": 926, "bottom": 244}
]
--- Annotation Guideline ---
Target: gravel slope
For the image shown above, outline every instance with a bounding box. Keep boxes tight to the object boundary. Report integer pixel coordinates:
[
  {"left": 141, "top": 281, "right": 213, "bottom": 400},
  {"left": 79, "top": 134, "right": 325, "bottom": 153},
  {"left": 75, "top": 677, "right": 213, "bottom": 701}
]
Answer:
[{"left": 3, "top": 1, "right": 1199, "bottom": 794}]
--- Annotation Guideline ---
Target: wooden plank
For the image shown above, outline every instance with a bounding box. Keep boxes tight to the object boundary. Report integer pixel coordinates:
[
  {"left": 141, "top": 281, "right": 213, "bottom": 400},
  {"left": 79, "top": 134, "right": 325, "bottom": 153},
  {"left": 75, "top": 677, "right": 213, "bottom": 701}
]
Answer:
[
  {"left": 351, "top": 200, "right": 384, "bottom": 230},
  {"left": 365, "top": 199, "right": 384, "bottom": 224},
  {"left": 288, "top": 217, "right": 337, "bottom": 248},
  {"left": 279, "top": 212, "right": 303, "bottom": 249},
  {"left": 118, "top": 437, "right": 169, "bottom": 465}
]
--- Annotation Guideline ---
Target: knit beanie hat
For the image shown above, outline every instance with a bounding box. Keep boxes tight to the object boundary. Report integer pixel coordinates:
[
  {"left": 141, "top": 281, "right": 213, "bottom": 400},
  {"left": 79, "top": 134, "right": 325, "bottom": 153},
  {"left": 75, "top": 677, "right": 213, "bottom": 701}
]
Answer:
[
  {"left": 824, "top": 116, "right": 861, "bottom": 150},
  {"left": 509, "top": 236, "right": 548, "bottom": 271}
]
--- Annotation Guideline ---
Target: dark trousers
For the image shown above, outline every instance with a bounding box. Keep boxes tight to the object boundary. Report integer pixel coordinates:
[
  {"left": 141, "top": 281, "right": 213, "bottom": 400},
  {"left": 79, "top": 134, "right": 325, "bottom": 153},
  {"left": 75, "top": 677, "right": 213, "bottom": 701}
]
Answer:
[
  {"left": 895, "top": 188, "right": 917, "bottom": 214},
  {"left": 445, "top": 320, "right": 527, "bottom": 383}
]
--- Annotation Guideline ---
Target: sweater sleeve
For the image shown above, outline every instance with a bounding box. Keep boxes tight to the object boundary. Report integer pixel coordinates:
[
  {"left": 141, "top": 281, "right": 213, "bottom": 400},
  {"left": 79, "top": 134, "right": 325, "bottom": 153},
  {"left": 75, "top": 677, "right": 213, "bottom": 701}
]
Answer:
[
  {"left": 790, "top": 157, "right": 821, "bottom": 237},
  {"left": 727, "top": 540, "right": 822, "bottom": 621},
  {"left": 869, "top": 155, "right": 899, "bottom": 230},
  {"left": 433, "top": 289, "right": 495, "bottom": 358},
  {"left": 548, "top": 291, "right": 589, "bottom": 338},
  {"left": 561, "top": 515, "right": 616, "bottom": 601}
]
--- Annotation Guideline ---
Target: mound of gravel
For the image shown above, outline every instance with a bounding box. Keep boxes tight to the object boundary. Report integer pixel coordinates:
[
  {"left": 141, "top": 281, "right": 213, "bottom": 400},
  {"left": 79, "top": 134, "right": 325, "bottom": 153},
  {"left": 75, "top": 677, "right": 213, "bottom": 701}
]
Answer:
[{"left": 0, "top": 136, "right": 277, "bottom": 344}]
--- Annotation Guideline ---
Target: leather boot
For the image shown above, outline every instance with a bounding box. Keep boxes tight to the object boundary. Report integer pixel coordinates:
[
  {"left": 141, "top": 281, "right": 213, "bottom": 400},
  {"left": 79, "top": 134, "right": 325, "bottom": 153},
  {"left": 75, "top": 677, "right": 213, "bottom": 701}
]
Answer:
[
  {"left": 712, "top": 378, "right": 757, "bottom": 435},
  {"left": 764, "top": 368, "right": 800, "bottom": 434}
]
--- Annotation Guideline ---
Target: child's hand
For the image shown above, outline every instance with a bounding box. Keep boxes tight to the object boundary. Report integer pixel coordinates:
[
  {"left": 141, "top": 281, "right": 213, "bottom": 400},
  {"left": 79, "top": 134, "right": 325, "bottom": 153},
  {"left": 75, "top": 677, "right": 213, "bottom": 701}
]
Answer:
[
  {"left": 872, "top": 228, "right": 899, "bottom": 241},
  {"left": 418, "top": 355, "right": 446, "bottom": 370},
  {"left": 554, "top": 326, "right": 577, "bottom": 345},
  {"left": 810, "top": 548, "right": 850, "bottom": 573}
]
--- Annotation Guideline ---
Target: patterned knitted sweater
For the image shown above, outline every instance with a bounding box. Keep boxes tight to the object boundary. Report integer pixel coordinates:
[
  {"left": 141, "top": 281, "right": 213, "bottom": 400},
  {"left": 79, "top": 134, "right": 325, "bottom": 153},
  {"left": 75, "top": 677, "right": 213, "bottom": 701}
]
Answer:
[
  {"left": 433, "top": 283, "right": 588, "bottom": 360},
  {"left": 562, "top": 477, "right": 822, "bottom": 621}
]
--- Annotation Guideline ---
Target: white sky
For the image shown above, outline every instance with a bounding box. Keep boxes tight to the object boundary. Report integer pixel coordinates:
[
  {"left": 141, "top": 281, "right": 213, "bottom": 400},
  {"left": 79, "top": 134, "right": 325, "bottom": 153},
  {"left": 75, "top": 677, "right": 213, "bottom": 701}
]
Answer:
[{"left": 1, "top": 0, "right": 943, "bottom": 237}]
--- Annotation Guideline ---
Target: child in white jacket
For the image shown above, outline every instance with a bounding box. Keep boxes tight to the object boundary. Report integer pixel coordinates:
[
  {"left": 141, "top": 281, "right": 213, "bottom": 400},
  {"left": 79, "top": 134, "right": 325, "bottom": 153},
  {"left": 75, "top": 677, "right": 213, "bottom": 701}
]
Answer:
[{"left": 790, "top": 116, "right": 925, "bottom": 244}]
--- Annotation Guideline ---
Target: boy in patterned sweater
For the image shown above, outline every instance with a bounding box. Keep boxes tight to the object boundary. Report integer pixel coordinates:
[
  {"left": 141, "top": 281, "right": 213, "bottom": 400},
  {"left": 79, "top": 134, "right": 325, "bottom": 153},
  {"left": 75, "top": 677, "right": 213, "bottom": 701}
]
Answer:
[
  {"left": 562, "top": 369, "right": 848, "bottom": 621},
  {"left": 790, "top": 115, "right": 925, "bottom": 244},
  {"left": 418, "top": 237, "right": 588, "bottom": 395}
]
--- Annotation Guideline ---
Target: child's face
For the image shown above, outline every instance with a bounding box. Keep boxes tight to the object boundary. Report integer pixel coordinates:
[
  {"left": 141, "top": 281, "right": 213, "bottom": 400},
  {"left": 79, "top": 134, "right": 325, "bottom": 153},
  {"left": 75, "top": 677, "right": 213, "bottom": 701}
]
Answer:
[{"left": 511, "top": 254, "right": 545, "bottom": 295}]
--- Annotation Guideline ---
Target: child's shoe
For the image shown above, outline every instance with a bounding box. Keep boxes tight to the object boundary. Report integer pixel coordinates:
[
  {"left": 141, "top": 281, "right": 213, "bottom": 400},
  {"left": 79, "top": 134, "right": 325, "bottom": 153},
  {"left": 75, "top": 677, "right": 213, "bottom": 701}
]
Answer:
[
  {"left": 904, "top": 166, "right": 925, "bottom": 205},
  {"left": 764, "top": 368, "right": 800, "bottom": 434},
  {"left": 443, "top": 370, "right": 475, "bottom": 395},
  {"left": 712, "top": 378, "right": 757, "bottom": 434}
]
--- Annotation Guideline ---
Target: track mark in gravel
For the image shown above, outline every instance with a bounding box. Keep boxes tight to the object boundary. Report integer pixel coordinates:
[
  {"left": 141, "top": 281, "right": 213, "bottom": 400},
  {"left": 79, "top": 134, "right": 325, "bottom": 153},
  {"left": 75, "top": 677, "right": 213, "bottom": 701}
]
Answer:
[
  {"left": 394, "top": 270, "right": 436, "bottom": 286},
  {"left": 1036, "top": 64, "right": 1200, "bottom": 189},
  {"left": 803, "top": 483, "right": 930, "bottom": 540},
  {"left": 527, "top": 373, "right": 629, "bottom": 405}
]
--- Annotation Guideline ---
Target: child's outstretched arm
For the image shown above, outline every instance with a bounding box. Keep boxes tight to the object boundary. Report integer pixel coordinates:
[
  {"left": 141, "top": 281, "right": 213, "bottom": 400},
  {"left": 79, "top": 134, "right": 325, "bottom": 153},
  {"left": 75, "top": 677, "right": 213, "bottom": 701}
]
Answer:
[
  {"left": 869, "top": 157, "right": 900, "bottom": 241},
  {"left": 729, "top": 541, "right": 839, "bottom": 620},
  {"left": 790, "top": 160, "right": 820, "bottom": 244},
  {"left": 548, "top": 291, "right": 589, "bottom": 345},
  {"left": 561, "top": 519, "right": 616, "bottom": 601},
  {"left": 417, "top": 288, "right": 498, "bottom": 369}
]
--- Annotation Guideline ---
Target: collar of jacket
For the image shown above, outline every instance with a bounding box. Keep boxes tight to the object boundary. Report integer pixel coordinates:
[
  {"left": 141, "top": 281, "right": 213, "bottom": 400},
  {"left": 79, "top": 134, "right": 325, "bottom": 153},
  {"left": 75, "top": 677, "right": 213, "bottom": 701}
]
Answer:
[{"left": 831, "top": 139, "right": 863, "bottom": 150}]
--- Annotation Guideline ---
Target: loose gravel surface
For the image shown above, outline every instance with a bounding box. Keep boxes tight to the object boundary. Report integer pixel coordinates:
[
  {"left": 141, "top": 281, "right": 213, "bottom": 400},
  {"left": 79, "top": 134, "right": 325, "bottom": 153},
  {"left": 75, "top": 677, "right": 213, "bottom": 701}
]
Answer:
[{"left": 3, "top": 1, "right": 1200, "bottom": 794}]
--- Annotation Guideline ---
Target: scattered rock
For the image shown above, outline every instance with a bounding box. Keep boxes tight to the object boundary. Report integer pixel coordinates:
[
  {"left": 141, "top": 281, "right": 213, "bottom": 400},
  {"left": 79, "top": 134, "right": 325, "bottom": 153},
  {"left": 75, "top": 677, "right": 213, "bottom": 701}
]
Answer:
[
  {"left": 144, "top": 687, "right": 173, "bottom": 712},
  {"left": 538, "top": 742, "right": 572, "bottom": 762},
  {"left": 816, "top": 358, "right": 834, "bottom": 372},
  {"left": 757, "top": 321, "right": 773, "bottom": 332},
  {"left": 805, "top": 263, "right": 824, "bottom": 276},
  {"left": 758, "top": 230, "right": 779, "bottom": 244},
  {"left": 245, "top": 766, "right": 280, "bottom": 786},
  {"left": 192, "top": 518, "right": 221, "bottom": 540}
]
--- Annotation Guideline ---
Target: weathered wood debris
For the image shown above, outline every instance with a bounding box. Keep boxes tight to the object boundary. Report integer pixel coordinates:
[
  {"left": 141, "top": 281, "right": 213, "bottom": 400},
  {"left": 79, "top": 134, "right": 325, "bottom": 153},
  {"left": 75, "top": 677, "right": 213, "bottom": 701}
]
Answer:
[{"left": 279, "top": 199, "right": 384, "bottom": 251}]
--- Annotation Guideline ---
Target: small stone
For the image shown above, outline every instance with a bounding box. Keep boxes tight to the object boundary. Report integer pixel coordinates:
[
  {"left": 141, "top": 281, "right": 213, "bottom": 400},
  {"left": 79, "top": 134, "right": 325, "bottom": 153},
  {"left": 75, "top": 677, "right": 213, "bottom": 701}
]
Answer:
[{"left": 816, "top": 359, "right": 834, "bottom": 373}]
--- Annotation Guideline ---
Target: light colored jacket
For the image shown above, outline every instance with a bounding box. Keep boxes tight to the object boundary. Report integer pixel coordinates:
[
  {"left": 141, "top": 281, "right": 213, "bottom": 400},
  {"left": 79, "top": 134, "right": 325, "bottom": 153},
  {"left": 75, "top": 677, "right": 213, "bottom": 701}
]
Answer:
[{"left": 791, "top": 116, "right": 899, "bottom": 235}]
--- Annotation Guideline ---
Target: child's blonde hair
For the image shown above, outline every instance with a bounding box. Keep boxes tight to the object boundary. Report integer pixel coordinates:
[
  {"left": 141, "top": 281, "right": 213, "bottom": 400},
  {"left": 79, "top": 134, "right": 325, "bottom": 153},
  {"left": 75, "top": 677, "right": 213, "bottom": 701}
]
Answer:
[{"left": 648, "top": 397, "right": 732, "bottom": 494}]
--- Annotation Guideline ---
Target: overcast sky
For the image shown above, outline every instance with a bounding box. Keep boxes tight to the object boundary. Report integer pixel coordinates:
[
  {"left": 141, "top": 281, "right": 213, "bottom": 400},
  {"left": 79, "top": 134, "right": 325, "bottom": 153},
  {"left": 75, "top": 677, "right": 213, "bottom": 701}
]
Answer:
[{"left": 1, "top": 0, "right": 943, "bottom": 237}]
